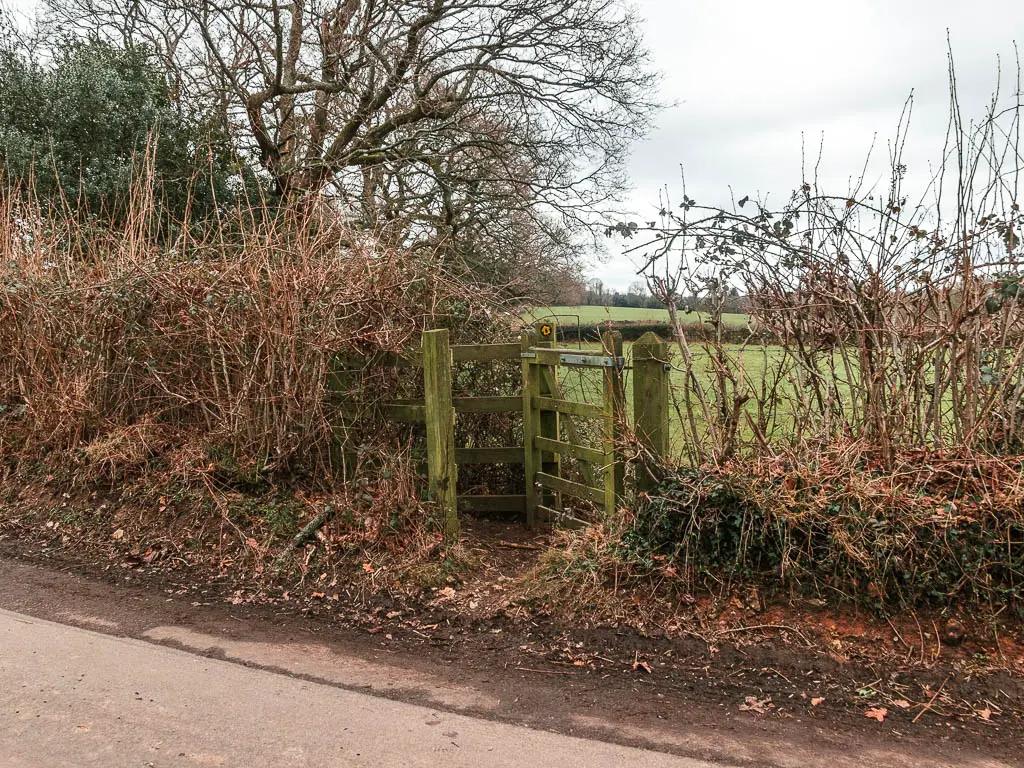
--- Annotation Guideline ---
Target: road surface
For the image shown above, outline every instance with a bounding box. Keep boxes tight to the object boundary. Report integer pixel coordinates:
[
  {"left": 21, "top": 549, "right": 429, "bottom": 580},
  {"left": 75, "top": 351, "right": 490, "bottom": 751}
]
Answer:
[{"left": 0, "top": 608, "right": 721, "bottom": 768}]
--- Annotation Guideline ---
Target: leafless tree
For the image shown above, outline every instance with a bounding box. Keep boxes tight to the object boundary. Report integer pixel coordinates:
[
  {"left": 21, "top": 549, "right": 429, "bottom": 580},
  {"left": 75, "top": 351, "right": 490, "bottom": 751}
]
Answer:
[
  {"left": 624, "top": 52, "right": 1024, "bottom": 466},
  {"left": 47, "top": 0, "right": 658, "bottom": 290},
  {"left": 627, "top": 279, "right": 647, "bottom": 297}
]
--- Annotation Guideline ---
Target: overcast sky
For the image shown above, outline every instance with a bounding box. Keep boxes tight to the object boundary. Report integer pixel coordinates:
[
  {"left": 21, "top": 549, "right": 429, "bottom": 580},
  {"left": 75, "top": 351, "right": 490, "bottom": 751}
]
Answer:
[
  {"left": 4, "top": 0, "right": 1022, "bottom": 290},
  {"left": 601, "top": 0, "right": 1024, "bottom": 289}
]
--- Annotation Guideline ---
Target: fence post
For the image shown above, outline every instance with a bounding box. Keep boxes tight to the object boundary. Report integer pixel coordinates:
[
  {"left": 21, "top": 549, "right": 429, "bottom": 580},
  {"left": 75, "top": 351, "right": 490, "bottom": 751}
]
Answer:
[
  {"left": 423, "top": 329, "right": 458, "bottom": 542},
  {"left": 601, "top": 330, "right": 625, "bottom": 517},
  {"left": 632, "top": 332, "right": 669, "bottom": 495},
  {"left": 534, "top": 322, "right": 560, "bottom": 516},
  {"left": 521, "top": 329, "right": 541, "bottom": 528}
]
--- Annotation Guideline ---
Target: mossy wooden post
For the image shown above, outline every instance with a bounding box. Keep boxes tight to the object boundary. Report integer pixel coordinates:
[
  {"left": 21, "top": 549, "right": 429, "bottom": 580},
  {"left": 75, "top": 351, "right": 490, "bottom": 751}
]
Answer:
[
  {"left": 601, "top": 330, "right": 625, "bottom": 517},
  {"left": 534, "top": 321, "right": 560, "bottom": 514},
  {"left": 632, "top": 332, "right": 669, "bottom": 495},
  {"left": 521, "top": 329, "right": 542, "bottom": 528},
  {"left": 423, "top": 329, "right": 458, "bottom": 541}
]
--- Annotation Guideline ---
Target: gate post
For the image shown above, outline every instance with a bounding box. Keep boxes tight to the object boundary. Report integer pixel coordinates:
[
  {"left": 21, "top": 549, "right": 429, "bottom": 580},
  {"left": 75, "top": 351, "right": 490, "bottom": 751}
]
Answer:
[
  {"left": 601, "top": 330, "right": 625, "bottom": 516},
  {"left": 423, "top": 329, "right": 458, "bottom": 541},
  {"left": 521, "top": 329, "right": 541, "bottom": 528},
  {"left": 632, "top": 332, "right": 669, "bottom": 495},
  {"left": 534, "top": 322, "right": 560, "bottom": 516}
]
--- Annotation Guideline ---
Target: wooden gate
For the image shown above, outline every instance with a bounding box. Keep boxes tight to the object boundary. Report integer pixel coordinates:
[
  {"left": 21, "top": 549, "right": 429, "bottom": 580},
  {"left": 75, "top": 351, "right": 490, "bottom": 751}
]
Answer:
[
  {"left": 412, "top": 326, "right": 627, "bottom": 534},
  {"left": 336, "top": 325, "right": 647, "bottom": 540},
  {"left": 520, "top": 327, "right": 625, "bottom": 528}
]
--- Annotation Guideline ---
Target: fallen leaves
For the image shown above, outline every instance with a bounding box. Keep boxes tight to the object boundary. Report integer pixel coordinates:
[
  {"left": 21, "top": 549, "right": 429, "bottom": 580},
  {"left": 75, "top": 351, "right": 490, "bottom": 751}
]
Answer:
[
  {"left": 810, "top": 697, "right": 824, "bottom": 707},
  {"left": 739, "top": 696, "right": 773, "bottom": 714},
  {"left": 864, "top": 707, "right": 888, "bottom": 722}
]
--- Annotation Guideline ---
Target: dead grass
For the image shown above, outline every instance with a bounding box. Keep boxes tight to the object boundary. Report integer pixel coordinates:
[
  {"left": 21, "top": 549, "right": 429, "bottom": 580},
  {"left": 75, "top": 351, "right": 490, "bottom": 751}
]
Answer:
[
  {"left": 526, "top": 443, "right": 1024, "bottom": 619},
  {"left": 0, "top": 168, "right": 510, "bottom": 486},
  {"left": 0, "top": 439, "right": 460, "bottom": 594},
  {"left": 0, "top": 160, "right": 517, "bottom": 591}
]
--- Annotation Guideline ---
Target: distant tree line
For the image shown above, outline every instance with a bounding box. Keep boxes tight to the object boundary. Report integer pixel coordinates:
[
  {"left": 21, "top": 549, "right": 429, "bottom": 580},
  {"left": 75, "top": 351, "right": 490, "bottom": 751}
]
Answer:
[{"left": 553, "top": 277, "right": 748, "bottom": 314}]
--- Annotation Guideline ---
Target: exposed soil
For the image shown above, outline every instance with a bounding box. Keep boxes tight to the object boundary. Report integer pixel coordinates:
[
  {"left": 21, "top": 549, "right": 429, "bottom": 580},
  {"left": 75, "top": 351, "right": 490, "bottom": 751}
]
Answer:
[{"left": 2, "top": 515, "right": 1022, "bottom": 768}]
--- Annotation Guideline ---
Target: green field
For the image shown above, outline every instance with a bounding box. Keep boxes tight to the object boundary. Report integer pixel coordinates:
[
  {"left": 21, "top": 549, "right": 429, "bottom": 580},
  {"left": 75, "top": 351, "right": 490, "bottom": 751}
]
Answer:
[
  {"left": 551, "top": 341, "right": 852, "bottom": 457},
  {"left": 525, "top": 305, "right": 749, "bottom": 328}
]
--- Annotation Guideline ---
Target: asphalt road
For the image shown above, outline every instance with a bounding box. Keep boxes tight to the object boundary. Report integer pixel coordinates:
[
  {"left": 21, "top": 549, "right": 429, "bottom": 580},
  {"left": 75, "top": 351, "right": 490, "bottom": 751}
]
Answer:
[{"left": 0, "top": 608, "right": 722, "bottom": 768}]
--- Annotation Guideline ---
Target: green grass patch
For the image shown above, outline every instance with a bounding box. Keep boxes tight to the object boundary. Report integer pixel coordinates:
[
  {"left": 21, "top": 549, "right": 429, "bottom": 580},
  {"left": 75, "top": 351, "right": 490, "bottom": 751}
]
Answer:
[{"left": 550, "top": 341, "right": 819, "bottom": 452}]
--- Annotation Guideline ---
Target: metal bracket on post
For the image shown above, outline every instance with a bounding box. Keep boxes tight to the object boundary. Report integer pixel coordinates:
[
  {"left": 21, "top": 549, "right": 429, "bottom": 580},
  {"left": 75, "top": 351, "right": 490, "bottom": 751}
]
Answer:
[{"left": 558, "top": 353, "right": 625, "bottom": 368}]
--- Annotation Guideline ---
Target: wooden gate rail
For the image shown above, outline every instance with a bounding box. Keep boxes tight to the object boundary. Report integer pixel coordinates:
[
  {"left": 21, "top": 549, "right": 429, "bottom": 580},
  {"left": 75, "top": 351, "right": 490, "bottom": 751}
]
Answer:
[
  {"left": 533, "top": 436, "right": 604, "bottom": 464},
  {"left": 534, "top": 396, "right": 604, "bottom": 419},
  {"left": 329, "top": 333, "right": 529, "bottom": 540},
  {"left": 374, "top": 342, "right": 522, "bottom": 368},
  {"left": 385, "top": 395, "right": 519, "bottom": 423},
  {"left": 454, "top": 447, "right": 523, "bottom": 465},
  {"left": 536, "top": 471, "right": 606, "bottom": 505}
]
